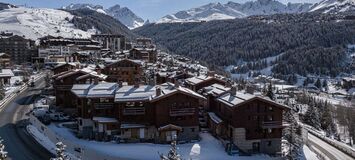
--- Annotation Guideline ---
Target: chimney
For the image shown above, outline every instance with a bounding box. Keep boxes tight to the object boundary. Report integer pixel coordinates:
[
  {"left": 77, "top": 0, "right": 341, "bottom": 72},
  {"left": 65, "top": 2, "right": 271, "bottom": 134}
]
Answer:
[
  {"left": 174, "top": 80, "right": 180, "bottom": 88},
  {"left": 76, "top": 63, "right": 80, "bottom": 69},
  {"left": 207, "top": 71, "right": 215, "bottom": 77},
  {"left": 94, "top": 78, "right": 99, "bottom": 85},
  {"left": 134, "top": 82, "right": 140, "bottom": 88},
  {"left": 230, "top": 85, "right": 237, "bottom": 96},
  {"left": 118, "top": 81, "right": 123, "bottom": 87},
  {"left": 156, "top": 86, "right": 162, "bottom": 96},
  {"left": 246, "top": 85, "right": 255, "bottom": 95},
  {"left": 97, "top": 69, "right": 101, "bottom": 75}
]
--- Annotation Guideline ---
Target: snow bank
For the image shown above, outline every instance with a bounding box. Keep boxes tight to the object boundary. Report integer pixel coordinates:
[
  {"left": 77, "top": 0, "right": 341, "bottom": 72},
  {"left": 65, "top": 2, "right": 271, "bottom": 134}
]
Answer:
[
  {"left": 48, "top": 124, "right": 270, "bottom": 160},
  {"left": 302, "top": 145, "right": 319, "bottom": 160}
]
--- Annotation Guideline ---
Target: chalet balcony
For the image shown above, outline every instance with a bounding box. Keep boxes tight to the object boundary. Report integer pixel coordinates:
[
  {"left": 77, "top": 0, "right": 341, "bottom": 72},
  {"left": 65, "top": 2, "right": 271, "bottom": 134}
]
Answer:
[
  {"left": 170, "top": 108, "right": 195, "bottom": 117},
  {"left": 54, "top": 85, "right": 72, "bottom": 90},
  {"left": 261, "top": 121, "right": 289, "bottom": 129},
  {"left": 94, "top": 103, "right": 114, "bottom": 109},
  {"left": 123, "top": 107, "right": 145, "bottom": 115}
]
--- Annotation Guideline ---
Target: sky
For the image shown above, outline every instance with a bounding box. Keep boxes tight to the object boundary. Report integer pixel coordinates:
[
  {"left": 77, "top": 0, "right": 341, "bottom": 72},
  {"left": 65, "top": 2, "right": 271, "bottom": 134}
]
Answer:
[{"left": 1, "top": 0, "right": 321, "bottom": 21}]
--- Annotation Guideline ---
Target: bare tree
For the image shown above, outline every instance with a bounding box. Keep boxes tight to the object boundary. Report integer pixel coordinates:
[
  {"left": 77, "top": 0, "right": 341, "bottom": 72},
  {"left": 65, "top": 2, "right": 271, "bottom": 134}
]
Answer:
[
  {"left": 50, "top": 142, "right": 68, "bottom": 160},
  {"left": 0, "top": 137, "right": 7, "bottom": 160}
]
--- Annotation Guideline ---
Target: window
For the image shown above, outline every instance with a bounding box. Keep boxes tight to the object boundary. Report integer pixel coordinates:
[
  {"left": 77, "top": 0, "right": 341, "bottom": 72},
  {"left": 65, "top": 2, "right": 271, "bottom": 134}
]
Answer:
[
  {"left": 268, "top": 128, "right": 273, "bottom": 134},
  {"left": 268, "top": 141, "right": 272, "bottom": 146},
  {"left": 267, "top": 115, "right": 273, "bottom": 121},
  {"left": 191, "top": 128, "right": 195, "bottom": 132},
  {"left": 268, "top": 106, "right": 273, "bottom": 111},
  {"left": 100, "top": 98, "right": 109, "bottom": 103}
]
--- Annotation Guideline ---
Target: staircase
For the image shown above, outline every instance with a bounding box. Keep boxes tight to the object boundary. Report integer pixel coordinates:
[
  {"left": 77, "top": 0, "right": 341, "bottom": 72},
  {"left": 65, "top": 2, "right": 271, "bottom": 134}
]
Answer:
[{"left": 198, "top": 105, "right": 208, "bottom": 132}]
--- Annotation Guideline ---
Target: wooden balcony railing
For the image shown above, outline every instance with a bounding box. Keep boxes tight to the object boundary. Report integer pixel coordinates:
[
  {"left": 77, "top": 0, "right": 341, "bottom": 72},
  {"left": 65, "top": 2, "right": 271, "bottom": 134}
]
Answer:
[
  {"left": 94, "top": 103, "right": 114, "bottom": 109},
  {"left": 170, "top": 108, "right": 195, "bottom": 116},
  {"left": 261, "top": 121, "right": 287, "bottom": 129},
  {"left": 123, "top": 107, "right": 145, "bottom": 115}
]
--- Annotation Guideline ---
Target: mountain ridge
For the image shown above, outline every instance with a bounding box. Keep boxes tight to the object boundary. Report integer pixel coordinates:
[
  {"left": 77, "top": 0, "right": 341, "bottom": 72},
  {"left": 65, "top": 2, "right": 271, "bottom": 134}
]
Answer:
[
  {"left": 62, "top": 3, "right": 144, "bottom": 29},
  {"left": 157, "top": 0, "right": 355, "bottom": 23}
]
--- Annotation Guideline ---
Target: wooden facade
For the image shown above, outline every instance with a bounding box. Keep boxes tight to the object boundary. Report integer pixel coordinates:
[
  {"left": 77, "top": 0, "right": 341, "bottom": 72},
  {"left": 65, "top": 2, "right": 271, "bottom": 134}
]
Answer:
[
  {"left": 129, "top": 48, "right": 157, "bottom": 63},
  {"left": 71, "top": 83, "right": 205, "bottom": 143},
  {"left": 53, "top": 70, "right": 106, "bottom": 111},
  {"left": 102, "top": 59, "right": 143, "bottom": 85}
]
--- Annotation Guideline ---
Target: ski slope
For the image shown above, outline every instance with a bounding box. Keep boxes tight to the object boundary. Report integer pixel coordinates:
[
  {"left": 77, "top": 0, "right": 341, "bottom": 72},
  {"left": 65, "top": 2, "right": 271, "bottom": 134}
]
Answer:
[{"left": 0, "top": 7, "right": 96, "bottom": 40}]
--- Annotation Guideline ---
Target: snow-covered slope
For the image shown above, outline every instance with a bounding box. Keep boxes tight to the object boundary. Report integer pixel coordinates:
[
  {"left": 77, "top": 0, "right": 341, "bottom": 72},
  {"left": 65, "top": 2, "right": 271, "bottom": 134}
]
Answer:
[
  {"left": 309, "top": 0, "right": 355, "bottom": 13},
  {"left": 105, "top": 5, "right": 145, "bottom": 30},
  {"left": 63, "top": 3, "right": 144, "bottom": 29},
  {"left": 62, "top": 3, "right": 106, "bottom": 14},
  {"left": 0, "top": 7, "right": 96, "bottom": 40},
  {"left": 158, "top": 0, "right": 312, "bottom": 23}
]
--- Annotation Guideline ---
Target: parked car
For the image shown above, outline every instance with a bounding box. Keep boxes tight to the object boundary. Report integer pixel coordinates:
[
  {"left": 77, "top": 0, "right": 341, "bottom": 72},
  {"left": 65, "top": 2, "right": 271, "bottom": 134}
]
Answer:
[{"left": 49, "top": 113, "right": 70, "bottom": 121}]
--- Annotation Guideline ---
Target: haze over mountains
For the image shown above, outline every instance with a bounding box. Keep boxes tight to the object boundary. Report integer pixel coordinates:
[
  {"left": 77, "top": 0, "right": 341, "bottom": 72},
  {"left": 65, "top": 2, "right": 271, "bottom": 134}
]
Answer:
[{"left": 158, "top": 0, "right": 355, "bottom": 23}]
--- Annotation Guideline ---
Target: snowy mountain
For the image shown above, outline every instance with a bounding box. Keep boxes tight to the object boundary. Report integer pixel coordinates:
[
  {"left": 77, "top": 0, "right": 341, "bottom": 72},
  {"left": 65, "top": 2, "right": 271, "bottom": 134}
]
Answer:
[
  {"left": 158, "top": 0, "right": 312, "bottom": 23},
  {"left": 0, "top": 7, "right": 96, "bottom": 40},
  {"left": 309, "top": 0, "right": 355, "bottom": 13},
  {"left": 105, "top": 5, "right": 145, "bottom": 30},
  {"left": 62, "top": 3, "right": 106, "bottom": 14},
  {"left": 63, "top": 3, "right": 144, "bottom": 29},
  {"left": 0, "top": 2, "right": 16, "bottom": 10}
]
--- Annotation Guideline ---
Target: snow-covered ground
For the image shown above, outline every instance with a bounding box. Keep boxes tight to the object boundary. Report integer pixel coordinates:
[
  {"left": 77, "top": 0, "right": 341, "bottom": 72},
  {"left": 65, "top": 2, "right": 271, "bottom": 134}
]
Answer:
[
  {"left": 48, "top": 124, "right": 270, "bottom": 160},
  {"left": 302, "top": 145, "right": 319, "bottom": 160},
  {"left": 0, "top": 7, "right": 95, "bottom": 40},
  {"left": 27, "top": 125, "right": 78, "bottom": 159}
]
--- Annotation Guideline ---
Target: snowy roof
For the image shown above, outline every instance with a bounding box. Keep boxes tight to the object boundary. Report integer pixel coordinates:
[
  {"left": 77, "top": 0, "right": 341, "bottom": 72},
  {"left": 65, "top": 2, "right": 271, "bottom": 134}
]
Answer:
[
  {"left": 151, "top": 82, "right": 206, "bottom": 102},
  {"left": 55, "top": 68, "right": 107, "bottom": 80},
  {"left": 93, "top": 117, "right": 118, "bottom": 123},
  {"left": 71, "top": 84, "right": 93, "bottom": 98},
  {"left": 217, "top": 92, "right": 256, "bottom": 107},
  {"left": 115, "top": 85, "right": 156, "bottom": 102},
  {"left": 104, "top": 58, "right": 144, "bottom": 67},
  {"left": 185, "top": 75, "right": 223, "bottom": 86},
  {"left": 201, "top": 83, "right": 231, "bottom": 96},
  {"left": 120, "top": 123, "right": 145, "bottom": 129},
  {"left": 207, "top": 112, "right": 223, "bottom": 124},
  {"left": 87, "top": 83, "right": 118, "bottom": 98},
  {"left": 72, "top": 83, "right": 118, "bottom": 98},
  {"left": 53, "top": 62, "right": 77, "bottom": 69},
  {"left": 343, "top": 76, "right": 355, "bottom": 82},
  {"left": 0, "top": 69, "right": 14, "bottom": 77},
  {"left": 217, "top": 92, "right": 290, "bottom": 110}
]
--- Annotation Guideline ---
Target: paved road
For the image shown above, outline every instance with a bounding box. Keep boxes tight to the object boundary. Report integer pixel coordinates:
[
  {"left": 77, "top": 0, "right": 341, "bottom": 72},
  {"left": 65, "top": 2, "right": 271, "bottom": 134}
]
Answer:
[
  {"left": 0, "top": 77, "right": 53, "bottom": 160},
  {"left": 308, "top": 133, "right": 354, "bottom": 160}
]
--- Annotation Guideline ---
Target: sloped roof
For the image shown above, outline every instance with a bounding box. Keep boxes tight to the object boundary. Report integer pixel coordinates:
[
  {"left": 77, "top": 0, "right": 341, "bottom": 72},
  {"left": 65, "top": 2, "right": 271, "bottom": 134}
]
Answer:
[
  {"left": 185, "top": 75, "right": 224, "bottom": 86},
  {"left": 0, "top": 69, "right": 14, "bottom": 77},
  {"left": 115, "top": 85, "right": 156, "bottom": 102},
  {"left": 151, "top": 82, "right": 206, "bottom": 102},
  {"left": 55, "top": 68, "right": 107, "bottom": 80},
  {"left": 217, "top": 92, "right": 290, "bottom": 110},
  {"left": 201, "top": 83, "right": 231, "bottom": 96},
  {"left": 87, "top": 83, "right": 117, "bottom": 98}
]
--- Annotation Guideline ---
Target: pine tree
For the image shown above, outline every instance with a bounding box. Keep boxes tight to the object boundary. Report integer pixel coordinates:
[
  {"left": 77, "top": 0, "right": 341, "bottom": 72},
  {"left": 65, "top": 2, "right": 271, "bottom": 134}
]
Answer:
[
  {"left": 0, "top": 83, "right": 5, "bottom": 101},
  {"left": 266, "top": 83, "right": 274, "bottom": 100},
  {"left": 160, "top": 135, "right": 181, "bottom": 160},
  {"left": 321, "top": 103, "right": 336, "bottom": 135},
  {"left": 303, "top": 77, "right": 310, "bottom": 87},
  {"left": 315, "top": 78, "right": 322, "bottom": 89},
  {"left": 0, "top": 137, "right": 7, "bottom": 160},
  {"left": 303, "top": 105, "right": 321, "bottom": 129},
  {"left": 322, "top": 79, "right": 328, "bottom": 91}
]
